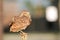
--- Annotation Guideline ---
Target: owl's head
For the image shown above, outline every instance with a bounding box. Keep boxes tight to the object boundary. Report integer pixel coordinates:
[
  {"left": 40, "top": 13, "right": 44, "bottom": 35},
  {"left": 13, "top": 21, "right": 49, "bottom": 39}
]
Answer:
[{"left": 19, "top": 10, "right": 31, "bottom": 20}]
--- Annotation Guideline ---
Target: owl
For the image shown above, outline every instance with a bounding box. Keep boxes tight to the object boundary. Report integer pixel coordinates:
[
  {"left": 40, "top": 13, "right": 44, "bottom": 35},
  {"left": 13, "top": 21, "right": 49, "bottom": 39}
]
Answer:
[{"left": 10, "top": 11, "right": 32, "bottom": 32}]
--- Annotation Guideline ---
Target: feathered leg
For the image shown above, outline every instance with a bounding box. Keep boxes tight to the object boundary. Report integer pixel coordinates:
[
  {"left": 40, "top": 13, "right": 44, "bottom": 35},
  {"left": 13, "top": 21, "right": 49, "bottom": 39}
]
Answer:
[{"left": 20, "top": 31, "right": 27, "bottom": 40}]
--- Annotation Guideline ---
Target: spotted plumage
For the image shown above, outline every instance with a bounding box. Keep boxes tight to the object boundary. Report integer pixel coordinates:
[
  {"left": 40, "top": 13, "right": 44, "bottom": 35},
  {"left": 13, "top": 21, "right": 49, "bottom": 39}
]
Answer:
[{"left": 10, "top": 11, "right": 32, "bottom": 32}]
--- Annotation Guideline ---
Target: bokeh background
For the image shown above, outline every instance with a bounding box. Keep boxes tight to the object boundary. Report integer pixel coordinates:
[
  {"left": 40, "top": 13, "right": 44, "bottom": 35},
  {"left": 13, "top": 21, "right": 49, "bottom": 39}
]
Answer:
[{"left": 0, "top": 0, "right": 60, "bottom": 40}]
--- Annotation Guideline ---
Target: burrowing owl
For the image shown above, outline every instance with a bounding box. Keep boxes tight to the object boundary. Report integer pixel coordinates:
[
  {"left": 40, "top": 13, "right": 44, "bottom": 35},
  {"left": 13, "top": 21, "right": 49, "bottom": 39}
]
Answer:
[{"left": 10, "top": 10, "right": 32, "bottom": 32}]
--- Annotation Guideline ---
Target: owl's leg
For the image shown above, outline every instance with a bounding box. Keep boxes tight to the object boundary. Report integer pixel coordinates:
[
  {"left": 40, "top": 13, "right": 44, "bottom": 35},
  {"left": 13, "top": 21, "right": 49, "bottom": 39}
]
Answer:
[{"left": 20, "top": 31, "right": 27, "bottom": 40}]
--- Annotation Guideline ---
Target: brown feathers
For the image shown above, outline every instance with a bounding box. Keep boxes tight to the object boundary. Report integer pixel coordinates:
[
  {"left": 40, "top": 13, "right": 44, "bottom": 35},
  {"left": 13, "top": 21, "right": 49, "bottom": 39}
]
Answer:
[{"left": 10, "top": 11, "right": 31, "bottom": 32}]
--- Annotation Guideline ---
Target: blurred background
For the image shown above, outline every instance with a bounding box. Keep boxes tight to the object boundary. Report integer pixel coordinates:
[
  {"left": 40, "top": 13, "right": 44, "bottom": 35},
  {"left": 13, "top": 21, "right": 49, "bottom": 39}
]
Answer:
[{"left": 0, "top": 0, "right": 60, "bottom": 40}]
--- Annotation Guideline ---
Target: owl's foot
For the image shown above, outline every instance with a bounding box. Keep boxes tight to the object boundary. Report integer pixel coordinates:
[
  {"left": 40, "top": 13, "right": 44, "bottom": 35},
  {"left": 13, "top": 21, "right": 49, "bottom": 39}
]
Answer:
[{"left": 20, "top": 31, "right": 27, "bottom": 40}]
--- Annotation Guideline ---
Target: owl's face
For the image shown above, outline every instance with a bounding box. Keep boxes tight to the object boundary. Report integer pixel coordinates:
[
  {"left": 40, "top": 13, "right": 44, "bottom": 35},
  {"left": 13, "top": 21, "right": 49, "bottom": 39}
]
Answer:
[{"left": 19, "top": 11, "right": 31, "bottom": 19}]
